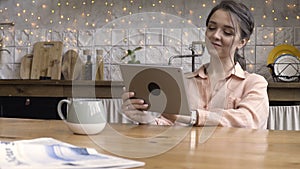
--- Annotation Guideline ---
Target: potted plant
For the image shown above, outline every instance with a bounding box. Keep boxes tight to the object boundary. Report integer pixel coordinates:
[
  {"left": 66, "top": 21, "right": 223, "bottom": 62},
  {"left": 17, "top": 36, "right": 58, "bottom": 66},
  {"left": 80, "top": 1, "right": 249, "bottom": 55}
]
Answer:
[{"left": 121, "top": 46, "right": 142, "bottom": 64}]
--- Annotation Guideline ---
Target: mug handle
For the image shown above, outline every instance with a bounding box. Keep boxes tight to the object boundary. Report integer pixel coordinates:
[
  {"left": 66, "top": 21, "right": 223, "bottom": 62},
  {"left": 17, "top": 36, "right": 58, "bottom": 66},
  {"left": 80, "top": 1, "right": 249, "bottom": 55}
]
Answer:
[{"left": 57, "top": 99, "right": 71, "bottom": 121}]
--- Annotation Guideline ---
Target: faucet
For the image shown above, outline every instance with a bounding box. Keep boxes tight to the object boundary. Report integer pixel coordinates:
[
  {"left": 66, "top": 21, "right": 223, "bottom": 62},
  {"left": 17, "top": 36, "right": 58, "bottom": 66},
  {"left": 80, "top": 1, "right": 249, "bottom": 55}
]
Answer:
[
  {"left": 168, "top": 41, "right": 205, "bottom": 72},
  {"left": 0, "top": 37, "right": 11, "bottom": 54},
  {"left": 0, "top": 48, "right": 11, "bottom": 54}
]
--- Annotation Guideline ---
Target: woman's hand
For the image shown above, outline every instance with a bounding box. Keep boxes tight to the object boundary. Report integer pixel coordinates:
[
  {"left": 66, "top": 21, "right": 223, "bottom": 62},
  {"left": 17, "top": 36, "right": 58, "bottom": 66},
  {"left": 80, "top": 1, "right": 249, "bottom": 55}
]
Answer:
[{"left": 121, "top": 89, "right": 157, "bottom": 124}]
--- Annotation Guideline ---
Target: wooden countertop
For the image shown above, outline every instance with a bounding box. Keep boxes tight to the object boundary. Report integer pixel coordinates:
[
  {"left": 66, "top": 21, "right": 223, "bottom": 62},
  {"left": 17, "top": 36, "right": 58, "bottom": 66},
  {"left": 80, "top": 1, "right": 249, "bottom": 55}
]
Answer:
[
  {"left": 0, "top": 80, "right": 299, "bottom": 101},
  {"left": 0, "top": 79, "right": 124, "bottom": 98},
  {"left": 0, "top": 118, "right": 299, "bottom": 169},
  {"left": 267, "top": 82, "right": 300, "bottom": 102}
]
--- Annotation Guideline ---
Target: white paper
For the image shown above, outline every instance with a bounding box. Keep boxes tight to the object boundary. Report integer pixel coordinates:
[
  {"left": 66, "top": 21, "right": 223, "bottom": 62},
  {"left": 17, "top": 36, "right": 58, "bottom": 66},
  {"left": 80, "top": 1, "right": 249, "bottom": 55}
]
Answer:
[{"left": 0, "top": 137, "right": 145, "bottom": 169}]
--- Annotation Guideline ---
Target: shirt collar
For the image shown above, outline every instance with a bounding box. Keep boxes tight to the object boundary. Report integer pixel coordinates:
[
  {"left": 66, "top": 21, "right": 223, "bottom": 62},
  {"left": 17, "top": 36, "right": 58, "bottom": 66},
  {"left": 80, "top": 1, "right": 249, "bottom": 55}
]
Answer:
[{"left": 186, "top": 63, "right": 246, "bottom": 79}]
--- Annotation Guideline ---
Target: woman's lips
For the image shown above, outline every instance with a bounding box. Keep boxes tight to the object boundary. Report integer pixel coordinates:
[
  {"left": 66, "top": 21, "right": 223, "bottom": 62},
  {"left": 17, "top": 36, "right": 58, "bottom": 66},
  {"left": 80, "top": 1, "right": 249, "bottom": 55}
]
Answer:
[{"left": 212, "top": 42, "right": 222, "bottom": 48}]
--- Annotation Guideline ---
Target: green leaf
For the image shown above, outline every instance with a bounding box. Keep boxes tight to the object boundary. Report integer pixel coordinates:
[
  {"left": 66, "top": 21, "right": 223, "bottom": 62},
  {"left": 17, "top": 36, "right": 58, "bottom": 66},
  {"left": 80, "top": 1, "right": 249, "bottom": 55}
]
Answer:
[
  {"left": 121, "top": 47, "right": 142, "bottom": 62},
  {"left": 133, "top": 46, "right": 142, "bottom": 52}
]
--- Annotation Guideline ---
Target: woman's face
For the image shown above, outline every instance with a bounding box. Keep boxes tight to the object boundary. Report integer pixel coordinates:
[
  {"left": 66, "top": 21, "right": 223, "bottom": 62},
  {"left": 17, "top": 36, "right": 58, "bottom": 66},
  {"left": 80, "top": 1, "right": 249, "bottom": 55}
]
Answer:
[{"left": 205, "top": 9, "right": 246, "bottom": 60}]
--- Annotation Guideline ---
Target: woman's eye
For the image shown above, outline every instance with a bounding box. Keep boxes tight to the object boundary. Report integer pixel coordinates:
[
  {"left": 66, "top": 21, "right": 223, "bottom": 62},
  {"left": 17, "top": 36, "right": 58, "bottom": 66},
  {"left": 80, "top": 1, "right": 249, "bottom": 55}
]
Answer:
[
  {"left": 208, "top": 27, "right": 216, "bottom": 30},
  {"left": 224, "top": 31, "right": 233, "bottom": 36},
  {"left": 224, "top": 30, "right": 235, "bottom": 36}
]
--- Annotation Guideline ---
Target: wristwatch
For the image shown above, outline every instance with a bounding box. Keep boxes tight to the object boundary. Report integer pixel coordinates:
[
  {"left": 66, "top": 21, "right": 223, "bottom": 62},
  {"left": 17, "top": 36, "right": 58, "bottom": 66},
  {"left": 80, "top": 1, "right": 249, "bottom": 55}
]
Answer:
[{"left": 190, "top": 110, "right": 197, "bottom": 125}]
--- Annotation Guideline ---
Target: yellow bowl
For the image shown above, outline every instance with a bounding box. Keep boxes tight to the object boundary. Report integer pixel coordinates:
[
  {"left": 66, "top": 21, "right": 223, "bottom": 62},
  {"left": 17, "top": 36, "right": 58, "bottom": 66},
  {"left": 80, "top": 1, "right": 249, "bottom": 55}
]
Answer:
[{"left": 267, "top": 44, "right": 300, "bottom": 65}]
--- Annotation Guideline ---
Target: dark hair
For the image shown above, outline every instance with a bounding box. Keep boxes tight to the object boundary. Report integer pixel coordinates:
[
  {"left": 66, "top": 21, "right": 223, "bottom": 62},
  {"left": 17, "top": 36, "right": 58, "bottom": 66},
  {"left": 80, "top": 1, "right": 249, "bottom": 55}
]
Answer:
[{"left": 206, "top": 0, "right": 254, "bottom": 70}]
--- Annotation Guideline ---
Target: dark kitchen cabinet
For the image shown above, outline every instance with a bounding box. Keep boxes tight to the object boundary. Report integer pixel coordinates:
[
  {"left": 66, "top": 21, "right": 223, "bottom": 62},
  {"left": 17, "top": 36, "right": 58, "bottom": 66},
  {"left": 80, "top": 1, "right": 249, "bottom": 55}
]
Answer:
[{"left": 0, "top": 97, "right": 66, "bottom": 119}]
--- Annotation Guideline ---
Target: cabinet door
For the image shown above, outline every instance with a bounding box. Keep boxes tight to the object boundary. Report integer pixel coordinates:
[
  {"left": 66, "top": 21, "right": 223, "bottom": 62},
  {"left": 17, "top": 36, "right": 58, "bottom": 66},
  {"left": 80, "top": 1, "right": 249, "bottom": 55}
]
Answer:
[{"left": 0, "top": 97, "right": 66, "bottom": 119}]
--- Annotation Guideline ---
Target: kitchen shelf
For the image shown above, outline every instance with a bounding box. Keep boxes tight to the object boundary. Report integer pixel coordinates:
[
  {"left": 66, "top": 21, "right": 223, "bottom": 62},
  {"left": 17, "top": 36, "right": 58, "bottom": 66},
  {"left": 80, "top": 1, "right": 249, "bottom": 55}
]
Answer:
[
  {"left": 0, "top": 80, "right": 299, "bottom": 102},
  {"left": 0, "top": 80, "right": 124, "bottom": 98}
]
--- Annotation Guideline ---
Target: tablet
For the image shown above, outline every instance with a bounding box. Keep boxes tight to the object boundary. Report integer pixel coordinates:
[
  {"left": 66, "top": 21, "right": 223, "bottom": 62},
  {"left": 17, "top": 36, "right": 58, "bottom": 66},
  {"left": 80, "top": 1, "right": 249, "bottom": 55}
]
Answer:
[{"left": 120, "top": 64, "right": 191, "bottom": 116}]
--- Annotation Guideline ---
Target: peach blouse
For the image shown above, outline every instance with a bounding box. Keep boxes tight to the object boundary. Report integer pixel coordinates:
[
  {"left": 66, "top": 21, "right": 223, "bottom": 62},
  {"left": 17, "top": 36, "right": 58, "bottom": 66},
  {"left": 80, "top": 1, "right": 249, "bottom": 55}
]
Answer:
[{"left": 158, "top": 63, "right": 269, "bottom": 129}]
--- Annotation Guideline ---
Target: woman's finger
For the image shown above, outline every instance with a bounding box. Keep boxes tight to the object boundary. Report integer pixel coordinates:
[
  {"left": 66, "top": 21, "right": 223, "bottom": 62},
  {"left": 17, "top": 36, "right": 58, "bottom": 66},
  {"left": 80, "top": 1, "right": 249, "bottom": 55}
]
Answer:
[
  {"left": 122, "top": 101, "right": 148, "bottom": 111},
  {"left": 121, "top": 91, "right": 135, "bottom": 101}
]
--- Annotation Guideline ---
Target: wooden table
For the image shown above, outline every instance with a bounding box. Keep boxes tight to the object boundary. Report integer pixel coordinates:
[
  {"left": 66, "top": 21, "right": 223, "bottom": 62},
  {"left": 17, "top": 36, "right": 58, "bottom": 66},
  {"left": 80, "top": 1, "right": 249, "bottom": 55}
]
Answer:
[{"left": 0, "top": 118, "right": 299, "bottom": 169}]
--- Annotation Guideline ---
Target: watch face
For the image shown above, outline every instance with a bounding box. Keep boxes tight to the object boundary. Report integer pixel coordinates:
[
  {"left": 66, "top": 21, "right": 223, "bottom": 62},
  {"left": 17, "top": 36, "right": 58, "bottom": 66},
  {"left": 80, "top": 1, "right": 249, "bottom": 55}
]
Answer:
[{"left": 190, "top": 110, "right": 197, "bottom": 125}]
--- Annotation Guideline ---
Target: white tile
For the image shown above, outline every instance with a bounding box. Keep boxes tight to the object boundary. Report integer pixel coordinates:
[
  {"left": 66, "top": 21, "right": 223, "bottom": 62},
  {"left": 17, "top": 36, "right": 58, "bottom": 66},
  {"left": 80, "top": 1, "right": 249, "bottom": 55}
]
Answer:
[
  {"left": 2, "top": 29, "right": 15, "bottom": 47},
  {"left": 63, "top": 30, "right": 78, "bottom": 48},
  {"left": 182, "top": 28, "right": 201, "bottom": 46},
  {"left": 30, "top": 29, "right": 47, "bottom": 44},
  {"left": 0, "top": 64, "right": 17, "bottom": 79},
  {"left": 199, "top": 27, "right": 206, "bottom": 42},
  {"left": 50, "top": 30, "right": 64, "bottom": 42},
  {"left": 94, "top": 28, "right": 112, "bottom": 46},
  {"left": 14, "top": 29, "right": 32, "bottom": 47},
  {"left": 244, "top": 45, "right": 256, "bottom": 73},
  {"left": 78, "top": 30, "right": 94, "bottom": 47},
  {"left": 256, "top": 27, "right": 274, "bottom": 45},
  {"left": 294, "top": 27, "right": 300, "bottom": 45},
  {"left": 145, "top": 46, "right": 166, "bottom": 64},
  {"left": 255, "top": 46, "right": 274, "bottom": 65},
  {"left": 110, "top": 64, "right": 122, "bottom": 81},
  {"left": 129, "top": 29, "right": 145, "bottom": 46},
  {"left": 14, "top": 47, "right": 29, "bottom": 63},
  {"left": 243, "top": 46, "right": 256, "bottom": 64},
  {"left": 254, "top": 46, "right": 273, "bottom": 79},
  {"left": 164, "top": 28, "right": 182, "bottom": 46},
  {"left": 103, "top": 65, "right": 110, "bottom": 80},
  {"left": 14, "top": 63, "right": 21, "bottom": 79},
  {"left": 182, "top": 63, "right": 193, "bottom": 73},
  {"left": 165, "top": 45, "right": 182, "bottom": 65},
  {"left": 182, "top": 45, "right": 192, "bottom": 55},
  {"left": 112, "top": 29, "right": 128, "bottom": 46},
  {"left": 111, "top": 46, "right": 128, "bottom": 64},
  {"left": 146, "top": 28, "right": 163, "bottom": 46},
  {"left": 0, "top": 47, "right": 14, "bottom": 64},
  {"left": 275, "top": 27, "right": 293, "bottom": 45}
]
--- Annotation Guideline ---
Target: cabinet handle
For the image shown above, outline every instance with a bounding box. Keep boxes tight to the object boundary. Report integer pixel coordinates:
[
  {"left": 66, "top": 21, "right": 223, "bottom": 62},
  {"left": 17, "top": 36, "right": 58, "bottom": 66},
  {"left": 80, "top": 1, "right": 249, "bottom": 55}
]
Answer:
[{"left": 25, "top": 98, "right": 30, "bottom": 106}]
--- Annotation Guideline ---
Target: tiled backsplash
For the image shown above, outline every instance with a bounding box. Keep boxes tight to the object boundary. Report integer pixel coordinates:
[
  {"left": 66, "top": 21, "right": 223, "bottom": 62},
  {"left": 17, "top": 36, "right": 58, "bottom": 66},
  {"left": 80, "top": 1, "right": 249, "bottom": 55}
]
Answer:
[{"left": 0, "top": 0, "right": 299, "bottom": 82}]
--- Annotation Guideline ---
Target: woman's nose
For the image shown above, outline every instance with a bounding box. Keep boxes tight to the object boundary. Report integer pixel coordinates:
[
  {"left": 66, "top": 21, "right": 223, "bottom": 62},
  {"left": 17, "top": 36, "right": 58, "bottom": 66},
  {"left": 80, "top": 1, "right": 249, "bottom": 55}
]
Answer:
[{"left": 212, "top": 29, "right": 221, "bottom": 40}]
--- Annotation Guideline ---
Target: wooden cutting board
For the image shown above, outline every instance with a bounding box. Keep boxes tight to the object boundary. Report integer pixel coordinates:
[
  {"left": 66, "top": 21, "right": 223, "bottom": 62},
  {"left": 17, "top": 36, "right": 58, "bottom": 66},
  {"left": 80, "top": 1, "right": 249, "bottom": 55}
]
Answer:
[
  {"left": 20, "top": 54, "right": 33, "bottom": 79},
  {"left": 30, "top": 41, "right": 63, "bottom": 80},
  {"left": 61, "top": 50, "right": 83, "bottom": 80}
]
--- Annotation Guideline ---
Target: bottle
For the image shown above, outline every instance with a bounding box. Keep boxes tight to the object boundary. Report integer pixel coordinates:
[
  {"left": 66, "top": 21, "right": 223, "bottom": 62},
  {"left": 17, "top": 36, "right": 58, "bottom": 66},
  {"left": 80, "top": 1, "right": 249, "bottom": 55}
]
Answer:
[
  {"left": 83, "top": 49, "right": 92, "bottom": 80},
  {"left": 96, "top": 49, "right": 104, "bottom": 80}
]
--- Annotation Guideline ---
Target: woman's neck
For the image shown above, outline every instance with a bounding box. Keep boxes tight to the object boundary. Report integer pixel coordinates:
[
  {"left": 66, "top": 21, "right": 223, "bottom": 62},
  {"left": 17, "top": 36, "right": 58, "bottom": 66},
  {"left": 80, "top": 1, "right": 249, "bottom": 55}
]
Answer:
[{"left": 207, "top": 56, "right": 235, "bottom": 77}]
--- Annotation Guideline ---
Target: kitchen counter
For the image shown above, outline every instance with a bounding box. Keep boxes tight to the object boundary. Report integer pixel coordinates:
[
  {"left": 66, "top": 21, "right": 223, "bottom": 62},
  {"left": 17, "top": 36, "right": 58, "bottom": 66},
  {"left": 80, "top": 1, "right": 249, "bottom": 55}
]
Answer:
[
  {"left": 0, "top": 80, "right": 299, "bottom": 101},
  {"left": 267, "top": 82, "right": 300, "bottom": 102},
  {"left": 0, "top": 79, "right": 124, "bottom": 98}
]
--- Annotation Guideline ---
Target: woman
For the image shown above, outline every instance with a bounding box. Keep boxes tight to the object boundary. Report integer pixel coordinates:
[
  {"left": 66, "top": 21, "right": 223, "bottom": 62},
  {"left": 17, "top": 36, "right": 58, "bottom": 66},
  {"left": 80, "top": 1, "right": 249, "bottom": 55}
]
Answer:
[{"left": 121, "top": 0, "right": 269, "bottom": 129}]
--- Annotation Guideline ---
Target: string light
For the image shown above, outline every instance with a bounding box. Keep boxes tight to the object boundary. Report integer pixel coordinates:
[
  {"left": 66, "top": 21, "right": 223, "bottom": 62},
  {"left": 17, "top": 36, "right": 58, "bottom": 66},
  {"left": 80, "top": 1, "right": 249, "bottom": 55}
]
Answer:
[{"left": 0, "top": 0, "right": 298, "bottom": 45}]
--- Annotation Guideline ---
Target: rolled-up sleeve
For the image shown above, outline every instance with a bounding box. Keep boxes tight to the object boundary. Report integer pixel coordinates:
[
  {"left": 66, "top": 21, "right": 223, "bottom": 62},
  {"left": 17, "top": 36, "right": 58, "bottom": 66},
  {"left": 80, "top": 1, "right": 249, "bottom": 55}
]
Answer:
[{"left": 195, "top": 74, "right": 269, "bottom": 129}]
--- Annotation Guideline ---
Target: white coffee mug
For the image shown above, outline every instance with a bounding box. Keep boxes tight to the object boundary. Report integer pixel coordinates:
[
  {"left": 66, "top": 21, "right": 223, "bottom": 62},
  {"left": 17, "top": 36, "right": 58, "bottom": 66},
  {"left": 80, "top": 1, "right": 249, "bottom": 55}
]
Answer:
[{"left": 57, "top": 98, "right": 107, "bottom": 135}]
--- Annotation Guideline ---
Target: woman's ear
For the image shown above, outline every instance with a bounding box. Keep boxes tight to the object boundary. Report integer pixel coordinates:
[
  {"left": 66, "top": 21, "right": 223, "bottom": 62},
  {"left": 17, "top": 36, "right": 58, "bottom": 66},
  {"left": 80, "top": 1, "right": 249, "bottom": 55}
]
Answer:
[{"left": 237, "top": 38, "right": 248, "bottom": 50}]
